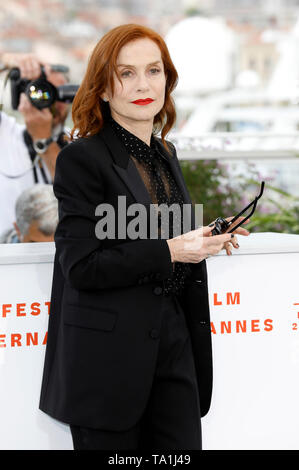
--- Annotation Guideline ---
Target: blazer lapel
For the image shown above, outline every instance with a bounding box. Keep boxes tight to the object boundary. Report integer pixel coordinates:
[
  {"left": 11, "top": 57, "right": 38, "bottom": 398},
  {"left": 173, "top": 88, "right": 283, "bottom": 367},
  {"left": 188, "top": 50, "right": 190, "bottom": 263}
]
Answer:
[
  {"left": 154, "top": 138, "right": 192, "bottom": 206},
  {"left": 154, "top": 140, "right": 196, "bottom": 231},
  {"left": 100, "top": 124, "right": 192, "bottom": 208},
  {"left": 100, "top": 124, "right": 152, "bottom": 207}
]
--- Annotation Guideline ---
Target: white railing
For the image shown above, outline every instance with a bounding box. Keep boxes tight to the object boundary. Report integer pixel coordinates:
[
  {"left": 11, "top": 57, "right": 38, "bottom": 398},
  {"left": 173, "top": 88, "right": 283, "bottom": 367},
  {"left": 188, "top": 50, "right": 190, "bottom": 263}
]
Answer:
[{"left": 170, "top": 132, "right": 299, "bottom": 160}]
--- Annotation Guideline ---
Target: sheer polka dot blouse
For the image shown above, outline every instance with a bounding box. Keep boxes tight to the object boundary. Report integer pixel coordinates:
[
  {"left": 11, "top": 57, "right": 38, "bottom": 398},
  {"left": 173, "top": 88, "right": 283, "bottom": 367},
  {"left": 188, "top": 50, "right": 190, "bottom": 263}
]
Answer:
[{"left": 110, "top": 117, "right": 191, "bottom": 296}]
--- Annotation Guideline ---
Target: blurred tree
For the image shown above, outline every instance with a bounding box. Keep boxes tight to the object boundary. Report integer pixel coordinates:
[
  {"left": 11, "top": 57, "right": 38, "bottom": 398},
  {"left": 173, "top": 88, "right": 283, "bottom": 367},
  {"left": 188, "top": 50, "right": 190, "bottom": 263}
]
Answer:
[{"left": 181, "top": 160, "right": 299, "bottom": 233}]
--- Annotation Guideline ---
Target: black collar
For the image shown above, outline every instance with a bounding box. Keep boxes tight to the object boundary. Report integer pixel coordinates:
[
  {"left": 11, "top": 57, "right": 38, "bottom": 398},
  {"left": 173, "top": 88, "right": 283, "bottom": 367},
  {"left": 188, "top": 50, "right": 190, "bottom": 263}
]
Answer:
[
  {"left": 99, "top": 120, "right": 173, "bottom": 170},
  {"left": 98, "top": 121, "right": 192, "bottom": 207}
]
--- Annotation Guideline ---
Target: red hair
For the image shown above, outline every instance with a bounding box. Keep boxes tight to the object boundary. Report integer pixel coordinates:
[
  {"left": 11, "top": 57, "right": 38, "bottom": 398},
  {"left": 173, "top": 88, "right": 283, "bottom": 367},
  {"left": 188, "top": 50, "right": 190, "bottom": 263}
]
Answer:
[{"left": 70, "top": 24, "right": 178, "bottom": 153}]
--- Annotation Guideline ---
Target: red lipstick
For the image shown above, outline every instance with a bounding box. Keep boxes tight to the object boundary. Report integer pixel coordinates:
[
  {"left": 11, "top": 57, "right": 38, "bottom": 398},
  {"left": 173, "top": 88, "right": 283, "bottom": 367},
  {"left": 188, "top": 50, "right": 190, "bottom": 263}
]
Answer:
[{"left": 132, "top": 98, "right": 154, "bottom": 105}]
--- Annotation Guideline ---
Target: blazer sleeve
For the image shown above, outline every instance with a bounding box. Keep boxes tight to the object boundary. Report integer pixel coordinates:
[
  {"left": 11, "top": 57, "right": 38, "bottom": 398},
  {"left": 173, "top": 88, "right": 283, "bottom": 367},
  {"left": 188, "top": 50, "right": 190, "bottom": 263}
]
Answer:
[{"left": 53, "top": 141, "right": 174, "bottom": 291}]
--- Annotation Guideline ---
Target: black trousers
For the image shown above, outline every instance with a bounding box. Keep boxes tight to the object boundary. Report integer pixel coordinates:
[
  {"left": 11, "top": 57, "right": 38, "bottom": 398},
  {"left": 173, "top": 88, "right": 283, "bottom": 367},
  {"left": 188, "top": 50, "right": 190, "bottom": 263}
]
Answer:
[{"left": 70, "top": 294, "right": 201, "bottom": 450}]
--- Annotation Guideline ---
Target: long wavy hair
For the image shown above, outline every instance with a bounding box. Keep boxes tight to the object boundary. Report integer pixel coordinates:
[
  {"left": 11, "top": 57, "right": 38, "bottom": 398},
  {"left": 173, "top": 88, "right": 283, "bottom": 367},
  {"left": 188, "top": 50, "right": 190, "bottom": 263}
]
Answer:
[{"left": 70, "top": 24, "right": 178, "bottom": 153}]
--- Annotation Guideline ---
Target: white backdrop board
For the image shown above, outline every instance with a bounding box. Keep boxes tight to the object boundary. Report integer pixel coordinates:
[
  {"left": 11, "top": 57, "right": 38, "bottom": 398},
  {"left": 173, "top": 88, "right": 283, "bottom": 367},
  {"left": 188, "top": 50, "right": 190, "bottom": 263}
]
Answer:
[
  {"left": 202, "top": 232, "right": 299, "bottom": 450},
  {"left": 0, "top": 233, "right": 298, "bottom": 450},
  {"left": 0, "top": 242, "right": 72, "bottom": 450}
]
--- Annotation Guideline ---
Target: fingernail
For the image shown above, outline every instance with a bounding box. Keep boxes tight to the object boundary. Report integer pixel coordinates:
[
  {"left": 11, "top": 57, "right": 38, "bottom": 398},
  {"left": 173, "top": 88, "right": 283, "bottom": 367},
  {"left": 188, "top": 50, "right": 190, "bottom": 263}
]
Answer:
[
  {"left": 231, "top": 234, "right": 234, "bottom": 238},
  {"left": 236, "top": 243, "right": 239, "bottom": 248},
  {"left": 208, "top": 223, "right": 214, "bottom": 227}
]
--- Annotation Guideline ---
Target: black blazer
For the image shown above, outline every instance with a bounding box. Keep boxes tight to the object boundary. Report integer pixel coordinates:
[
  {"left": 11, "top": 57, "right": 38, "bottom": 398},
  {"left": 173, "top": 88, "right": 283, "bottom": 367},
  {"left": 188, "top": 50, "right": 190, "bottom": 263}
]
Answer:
[{"left": 39, "top": 123, "right": 213, "bottom": 431}]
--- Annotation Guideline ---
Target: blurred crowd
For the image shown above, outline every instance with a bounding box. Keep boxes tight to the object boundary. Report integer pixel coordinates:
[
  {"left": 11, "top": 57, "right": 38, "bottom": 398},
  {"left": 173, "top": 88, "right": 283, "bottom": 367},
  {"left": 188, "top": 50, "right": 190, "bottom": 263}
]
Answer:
[{"left": 0, "top": 52, "right": 70, "bottom": 244}]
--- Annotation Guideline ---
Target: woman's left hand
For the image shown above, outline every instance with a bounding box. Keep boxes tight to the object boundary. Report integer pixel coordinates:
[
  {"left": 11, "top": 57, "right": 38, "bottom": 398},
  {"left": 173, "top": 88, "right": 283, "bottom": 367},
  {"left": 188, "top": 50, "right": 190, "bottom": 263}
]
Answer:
[{"left": 204, "top": 216, "right": 250, "bottom": 256}]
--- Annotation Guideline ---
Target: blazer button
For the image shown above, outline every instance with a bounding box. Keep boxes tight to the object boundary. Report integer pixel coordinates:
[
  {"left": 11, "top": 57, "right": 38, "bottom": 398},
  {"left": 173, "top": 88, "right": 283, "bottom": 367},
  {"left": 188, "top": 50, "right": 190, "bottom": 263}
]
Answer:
[
  {"left": 153, "top": 286, "right": 163, "bottom": 296},
  {"left": 149, "top": 329, "right": 159, "bottom": 339}
]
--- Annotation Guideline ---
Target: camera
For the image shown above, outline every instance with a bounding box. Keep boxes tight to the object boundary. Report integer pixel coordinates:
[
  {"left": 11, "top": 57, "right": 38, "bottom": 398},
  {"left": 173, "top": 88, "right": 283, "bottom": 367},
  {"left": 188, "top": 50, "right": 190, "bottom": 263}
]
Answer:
[{"left": 8, "top": 65, "right": 79, "bottom": 110}]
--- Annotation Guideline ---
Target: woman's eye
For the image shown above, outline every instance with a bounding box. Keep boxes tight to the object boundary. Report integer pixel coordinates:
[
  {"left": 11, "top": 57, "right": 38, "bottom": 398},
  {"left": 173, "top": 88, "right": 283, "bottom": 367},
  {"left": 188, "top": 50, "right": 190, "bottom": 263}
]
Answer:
[
  {"left": 149, "top": 68, "right": 160, "bottom": 74},
  {"left": 120, "top": 68, "right": 161, "bottom": 78},
  {"left": 121, "top": 70, "right": 132, "bottom": 77}
]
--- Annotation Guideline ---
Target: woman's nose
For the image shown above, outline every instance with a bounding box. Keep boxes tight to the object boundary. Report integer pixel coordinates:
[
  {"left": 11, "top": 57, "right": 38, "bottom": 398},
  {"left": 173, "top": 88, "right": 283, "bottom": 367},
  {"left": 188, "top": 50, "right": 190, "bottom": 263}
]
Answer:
[{"left": 135, "top": 73, "right": 150, "bottom": 92}]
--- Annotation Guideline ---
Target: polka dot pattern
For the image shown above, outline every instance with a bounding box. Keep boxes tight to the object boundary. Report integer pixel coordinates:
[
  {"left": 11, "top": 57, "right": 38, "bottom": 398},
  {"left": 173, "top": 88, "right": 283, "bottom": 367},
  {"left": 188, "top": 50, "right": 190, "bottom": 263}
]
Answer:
[{"left": 110, "top": 117, "right": 191, "bottom": 296}]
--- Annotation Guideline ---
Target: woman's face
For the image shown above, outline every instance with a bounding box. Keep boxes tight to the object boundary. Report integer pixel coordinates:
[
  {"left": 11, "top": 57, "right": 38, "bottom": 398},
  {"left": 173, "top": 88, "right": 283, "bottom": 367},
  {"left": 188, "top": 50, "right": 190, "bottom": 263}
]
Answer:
[{"left": 103, "top": 38, "right": 166, "bottom": 127}]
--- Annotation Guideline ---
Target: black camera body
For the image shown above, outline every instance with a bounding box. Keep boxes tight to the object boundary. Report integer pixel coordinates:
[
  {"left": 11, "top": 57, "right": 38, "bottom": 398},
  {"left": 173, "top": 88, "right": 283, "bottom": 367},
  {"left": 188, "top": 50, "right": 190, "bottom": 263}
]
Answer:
[{"left": 9, "top": 66, "right": 79, "bottom": 110}]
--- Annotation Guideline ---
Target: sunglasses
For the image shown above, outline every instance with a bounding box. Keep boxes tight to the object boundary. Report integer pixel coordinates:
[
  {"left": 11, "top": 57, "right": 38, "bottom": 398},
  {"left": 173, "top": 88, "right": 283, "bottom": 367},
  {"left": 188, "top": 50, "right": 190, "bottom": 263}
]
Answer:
[{"left": 211, "top": 181, "right": 265, "bottom": 236}]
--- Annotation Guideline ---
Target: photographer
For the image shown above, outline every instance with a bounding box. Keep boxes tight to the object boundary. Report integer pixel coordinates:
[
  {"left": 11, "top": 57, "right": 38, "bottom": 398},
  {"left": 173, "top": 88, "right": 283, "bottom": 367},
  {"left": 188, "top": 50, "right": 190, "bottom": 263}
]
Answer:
[{"left": 0, "top": 52, "right": 70, "bottom": 236}]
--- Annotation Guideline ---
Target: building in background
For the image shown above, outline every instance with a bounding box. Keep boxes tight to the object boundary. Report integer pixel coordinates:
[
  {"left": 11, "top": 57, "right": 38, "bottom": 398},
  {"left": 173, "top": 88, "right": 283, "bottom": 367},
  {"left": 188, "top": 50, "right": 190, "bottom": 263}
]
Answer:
[
  {"left": 1, "top": 0, "right": 299, "bottom": 197},
  {"left": 1, "top": 0, "right": 299, "bottom": 83}
]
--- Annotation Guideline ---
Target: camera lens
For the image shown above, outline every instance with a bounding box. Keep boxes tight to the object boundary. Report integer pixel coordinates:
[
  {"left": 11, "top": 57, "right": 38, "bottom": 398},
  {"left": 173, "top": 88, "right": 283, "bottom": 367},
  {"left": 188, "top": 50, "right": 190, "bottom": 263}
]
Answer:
[{"left": 25, "top": 78, "right": 56, "bottom": 109}]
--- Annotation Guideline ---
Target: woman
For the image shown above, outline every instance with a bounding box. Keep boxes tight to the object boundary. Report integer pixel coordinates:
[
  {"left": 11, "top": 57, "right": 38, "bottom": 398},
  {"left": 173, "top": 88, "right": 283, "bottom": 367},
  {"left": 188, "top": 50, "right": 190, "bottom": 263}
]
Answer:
[{"left": 39, "top": 24, "right": 249, "bottom": 450}]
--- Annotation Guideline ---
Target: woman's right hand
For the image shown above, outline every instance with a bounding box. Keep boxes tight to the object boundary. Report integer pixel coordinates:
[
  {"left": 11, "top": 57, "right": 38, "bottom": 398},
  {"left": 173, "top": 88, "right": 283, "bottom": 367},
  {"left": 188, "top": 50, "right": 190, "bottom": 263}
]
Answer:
[{"left": 166, "top": 226, "right": 234, "bottom": 264}]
